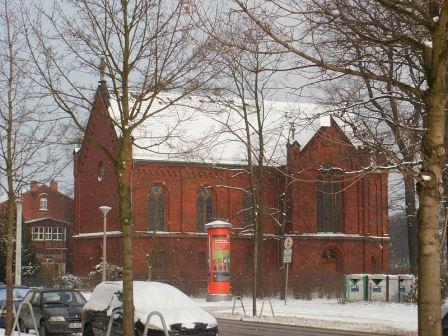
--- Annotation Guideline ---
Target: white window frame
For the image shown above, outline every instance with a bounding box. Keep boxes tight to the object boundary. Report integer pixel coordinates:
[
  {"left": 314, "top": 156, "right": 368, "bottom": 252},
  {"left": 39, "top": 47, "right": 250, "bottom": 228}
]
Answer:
[
  {"left": 32, "top": 227, "right": 44, "bottom": 241},
  {"left": 52, "top": 227, "right": 66, "bottom": 241},
  {"left": 39, "top": 197, "right": 48, "bottom": 211},
  {"left": 44, "top": 227, "right": 52, "bottom": 240}
]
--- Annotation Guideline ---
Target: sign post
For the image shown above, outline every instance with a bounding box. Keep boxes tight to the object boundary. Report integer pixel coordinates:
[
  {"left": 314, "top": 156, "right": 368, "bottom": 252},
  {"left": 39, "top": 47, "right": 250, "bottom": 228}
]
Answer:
[
  {"left": 283, "top": 237, "right": 293, "bottom": 305},
  {"left": 205, "top": 220, "right": 233, "bottom": 302}
]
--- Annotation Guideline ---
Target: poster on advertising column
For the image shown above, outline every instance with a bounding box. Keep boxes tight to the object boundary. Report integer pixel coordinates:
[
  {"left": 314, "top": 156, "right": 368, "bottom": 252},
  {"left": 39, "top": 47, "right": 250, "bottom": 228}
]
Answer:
[{"left": 212, "top": 235, "right": 230, "bottom": 282}]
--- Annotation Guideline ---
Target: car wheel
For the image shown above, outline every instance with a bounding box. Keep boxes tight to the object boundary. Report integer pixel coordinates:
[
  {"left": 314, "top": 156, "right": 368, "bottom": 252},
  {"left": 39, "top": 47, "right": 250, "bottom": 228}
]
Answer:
[
  {"left": 83, "top": 323, "right": 94, "bottom": 336},
  {"left": 18, "top": 319, "right": 28, "bottom": 333},
  {"left": 39, "top": 321, "right": 50, "bottom": 336}
]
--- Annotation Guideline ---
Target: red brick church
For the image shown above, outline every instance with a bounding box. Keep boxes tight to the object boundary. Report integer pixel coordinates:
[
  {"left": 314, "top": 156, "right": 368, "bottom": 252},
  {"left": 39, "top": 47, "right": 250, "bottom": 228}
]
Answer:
[{"left": 72, "top": 81, "right": 389, "bottom": 295}]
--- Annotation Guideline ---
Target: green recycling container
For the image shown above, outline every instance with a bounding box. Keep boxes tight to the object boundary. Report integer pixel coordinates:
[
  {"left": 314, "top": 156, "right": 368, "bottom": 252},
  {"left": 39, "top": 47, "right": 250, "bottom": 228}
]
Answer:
[{"left": 344, "top": 274, "right": 368, "bottom": 302}]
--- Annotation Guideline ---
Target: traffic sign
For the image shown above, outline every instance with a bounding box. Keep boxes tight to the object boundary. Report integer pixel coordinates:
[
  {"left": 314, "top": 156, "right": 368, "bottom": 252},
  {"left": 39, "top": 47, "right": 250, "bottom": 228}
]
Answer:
[
  {"left": 283, "top": 249, "right": 292, "bottom": 263},
  {"left": 284, "top": 237, "right": 293, "bottom": 249}
]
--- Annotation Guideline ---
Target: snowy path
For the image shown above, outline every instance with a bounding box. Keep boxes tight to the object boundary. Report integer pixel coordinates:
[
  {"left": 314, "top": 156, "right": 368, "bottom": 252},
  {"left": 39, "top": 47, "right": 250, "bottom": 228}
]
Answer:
[{"left": 195, "top": 298, "right": 417, "bottom": 335}]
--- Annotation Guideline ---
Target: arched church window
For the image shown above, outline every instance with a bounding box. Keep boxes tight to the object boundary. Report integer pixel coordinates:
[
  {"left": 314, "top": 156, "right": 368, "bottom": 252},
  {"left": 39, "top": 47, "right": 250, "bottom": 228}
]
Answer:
[
  {"left": 317, "top": 171, "right": 342, "bottom": 232},
  {"left": 197, "top": 187, "right": 214, "bottom": 231},
  {"left": 97, "top": 161, "right": 105, "bottom": 181},
  {"left": 148, "top": 185, "right": 166, "bottom": 231}
]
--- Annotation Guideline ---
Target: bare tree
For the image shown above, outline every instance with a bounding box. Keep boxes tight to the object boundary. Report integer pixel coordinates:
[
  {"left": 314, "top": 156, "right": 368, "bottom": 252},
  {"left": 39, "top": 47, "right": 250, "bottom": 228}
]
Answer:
[
  {"left": 0, "top": 1, "right": 67, "bottom": 333},
  {"left": 318, "top": 46, "right": 425, "bottom": 274},
  {"left": 26, "top": 1, "right": 213, "bottom": 334},
  {"left": 233, "top": 1, "right": 448, "bottom": 334},
  {"left": 201, "top": 14, "right": 287, "bottom": 314}
]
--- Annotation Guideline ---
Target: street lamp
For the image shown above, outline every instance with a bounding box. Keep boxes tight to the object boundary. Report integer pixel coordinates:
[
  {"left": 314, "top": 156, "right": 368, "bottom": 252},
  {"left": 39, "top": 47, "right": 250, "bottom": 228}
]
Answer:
[
  {"left": 99, "top": 206, "right": 111, "bottom": 282},
  {"left": 15, "top": 196, "right": 23, "bottom": 285}
]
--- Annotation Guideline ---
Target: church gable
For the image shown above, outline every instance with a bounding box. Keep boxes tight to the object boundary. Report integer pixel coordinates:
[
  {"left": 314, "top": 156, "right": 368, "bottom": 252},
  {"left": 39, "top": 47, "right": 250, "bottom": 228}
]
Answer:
[
  {"left": 299, "top": 118, "right": 357, "bottom": 169},
  {"left": 76, "top": 81, "right": 117, "bottom": 164}
]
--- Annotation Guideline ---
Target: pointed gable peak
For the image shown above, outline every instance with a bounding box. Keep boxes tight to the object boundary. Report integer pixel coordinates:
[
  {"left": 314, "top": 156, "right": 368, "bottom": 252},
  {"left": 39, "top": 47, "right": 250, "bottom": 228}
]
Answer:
[
  {"left": 287, "top": 140, "right": 301, "bottom": 149},
  {"left": 301, "top": 116, "right": 354, "bottom": 153},
  {"left": 97, "top": 80, "right": 111, "bottom": 108}
]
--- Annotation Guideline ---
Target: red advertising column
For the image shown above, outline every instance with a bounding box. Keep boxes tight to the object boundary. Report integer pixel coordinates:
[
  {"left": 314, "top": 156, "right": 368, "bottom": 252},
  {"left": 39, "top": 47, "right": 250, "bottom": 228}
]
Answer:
[{"left": 205, "top": 220, "right": 233, "bottom": 302}]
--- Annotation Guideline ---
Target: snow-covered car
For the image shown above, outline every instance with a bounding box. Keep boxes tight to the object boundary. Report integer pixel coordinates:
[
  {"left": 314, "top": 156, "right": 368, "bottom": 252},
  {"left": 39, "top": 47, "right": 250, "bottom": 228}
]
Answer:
[{"left": 82, "top": 281, "right": 218, "bottom": 336}]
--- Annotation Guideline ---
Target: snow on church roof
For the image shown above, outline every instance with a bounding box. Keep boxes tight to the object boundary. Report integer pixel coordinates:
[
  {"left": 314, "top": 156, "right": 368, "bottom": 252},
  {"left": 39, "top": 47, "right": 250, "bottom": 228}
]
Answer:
[
  {"left": 0, "top": 194, "right": 8, "bottom": 203},
  {"left": 106, "top": 91, "right": 333, "bottom": 165}
]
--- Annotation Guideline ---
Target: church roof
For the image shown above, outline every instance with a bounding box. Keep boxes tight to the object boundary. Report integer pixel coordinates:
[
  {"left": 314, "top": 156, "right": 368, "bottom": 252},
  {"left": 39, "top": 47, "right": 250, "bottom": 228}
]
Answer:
[{"left": 104, "top": 88, "right": 347, "bottom": 165}]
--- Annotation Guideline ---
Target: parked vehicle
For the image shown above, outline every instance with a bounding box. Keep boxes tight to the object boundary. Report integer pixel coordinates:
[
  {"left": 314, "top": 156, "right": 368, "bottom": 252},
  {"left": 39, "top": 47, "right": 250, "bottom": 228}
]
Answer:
[
  {"left": 82, "top": 281, "right": 218, "bottom": 336},
  {"left": 18, "top": 288, "right": 87, "bottom": 336},
  {"left": 442, "top": 304, "right": 448, "bottom": 336},
  {"left": 0, "top": 286, "right": 30, "bottom": 328}
]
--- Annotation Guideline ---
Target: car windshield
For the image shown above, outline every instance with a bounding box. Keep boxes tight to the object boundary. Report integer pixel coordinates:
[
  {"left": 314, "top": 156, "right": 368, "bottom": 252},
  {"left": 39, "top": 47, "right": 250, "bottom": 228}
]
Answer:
[
  {"left": 0, "top": 288, "right": 30, "bottom": 301},
  {"left": 42, "top": 291, "right": 85, "bottom": 306}
]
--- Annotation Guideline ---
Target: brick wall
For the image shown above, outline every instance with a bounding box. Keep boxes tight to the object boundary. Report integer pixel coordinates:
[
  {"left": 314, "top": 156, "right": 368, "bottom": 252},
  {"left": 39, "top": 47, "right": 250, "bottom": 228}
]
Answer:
[
  {"left": 72, "top": 84, "right": 390, "bottom": 294},
  {"left": 22, "top": 183, "right": 73, "bottom": 223},
  {"left": 21, "top": 182, "right": 74, "bottom": 273}
]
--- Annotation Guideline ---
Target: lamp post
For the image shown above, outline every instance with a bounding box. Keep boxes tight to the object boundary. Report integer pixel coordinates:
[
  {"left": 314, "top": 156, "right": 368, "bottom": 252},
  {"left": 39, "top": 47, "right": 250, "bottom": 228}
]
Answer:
[
  {"left": 99, "top": 206, "right": 111, "bottom": 282},
  {"left": 15, "top": 196, "right": 23, "bottom": 285}
]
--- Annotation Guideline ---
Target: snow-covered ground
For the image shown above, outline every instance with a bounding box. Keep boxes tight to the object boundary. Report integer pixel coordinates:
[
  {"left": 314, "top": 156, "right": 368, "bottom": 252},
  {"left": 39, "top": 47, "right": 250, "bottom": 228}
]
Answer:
[
  {"left": 0, "top": 331, "right": 34, "bottom": 336},
  {"left": 1, "top": 293, "right": 418, "bottom": 336},
  {"left": 195, "top": 297, "right": 417, "bottom": 335}
]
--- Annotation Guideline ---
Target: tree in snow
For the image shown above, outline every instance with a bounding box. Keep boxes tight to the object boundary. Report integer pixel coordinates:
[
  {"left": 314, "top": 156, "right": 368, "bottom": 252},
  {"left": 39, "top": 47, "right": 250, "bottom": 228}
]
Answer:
[
  {"left": 232, "top": 0, "right": 448, "bottom": 334},
  {"left": 191, "top": 6, "right": 290, "bottom": 315},
  {"left": 317, "top": 45, "right": 424, "bottom": 275},
  {"left": 26, "top": 1, "right": 214, "bottom": 334},
  {"left": 0, "top": 1, "right": 67, "bottom": 333}
]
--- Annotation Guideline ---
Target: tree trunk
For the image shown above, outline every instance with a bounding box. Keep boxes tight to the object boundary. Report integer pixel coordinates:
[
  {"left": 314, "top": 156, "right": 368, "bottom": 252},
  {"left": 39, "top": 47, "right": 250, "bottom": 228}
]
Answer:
[
  {"left": 417, "top": 94, "right": 445, "bottom": 336},
  {"left": 256, "top": 167, "right": 264, "bottom": 295},
  {"left": 404, "top": 173, "right": 418, "bottom": 274},
  {"left": 116, "top": 135, "right": 134, "bottom": 336},
  {"left": 444, "top": 71, "right": 448, "bottom": 266},
  {"left": 252, "top": 211, "right": 258, "bottom": 317},
  {"left": 5, "top": 193, "right": 14, "bottom": 335},
  {"left": 252, "top": 159, "right": 265, "bottom": 316},
  {"left": 5, "top": 0, "right": 15, "bottom": 330}
]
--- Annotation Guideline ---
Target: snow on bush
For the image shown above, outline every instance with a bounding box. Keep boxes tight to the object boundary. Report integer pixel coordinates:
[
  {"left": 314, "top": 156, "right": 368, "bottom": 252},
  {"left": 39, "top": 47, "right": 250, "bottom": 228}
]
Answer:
[
  {"left": 58, "top": 273, "right": 81, "bottom": 289},
  {"left": 88, "top": 262, "right": 123, "bottom": 283}
]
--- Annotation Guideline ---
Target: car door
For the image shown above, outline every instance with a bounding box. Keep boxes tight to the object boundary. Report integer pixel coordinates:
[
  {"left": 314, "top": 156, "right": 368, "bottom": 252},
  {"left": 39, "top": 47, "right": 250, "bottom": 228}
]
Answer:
[
  {"left": 91, "top": 309, "right": 109, "bottom": 336},
  {"left": 91, "top": 300, "right": 122, "bottom": 336},
  {"left": 109, "top": 310, "right": 124, "bottom": 336}
]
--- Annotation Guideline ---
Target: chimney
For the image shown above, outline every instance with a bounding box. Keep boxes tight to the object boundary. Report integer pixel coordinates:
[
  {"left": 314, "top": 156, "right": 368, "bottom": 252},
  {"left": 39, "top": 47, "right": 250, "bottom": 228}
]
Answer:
[
  {"left": 30, "top": 181, "right": 38, "bottom": 192},
  {"left": 50, "top": 180, "right": 58, "bottom": 192}
]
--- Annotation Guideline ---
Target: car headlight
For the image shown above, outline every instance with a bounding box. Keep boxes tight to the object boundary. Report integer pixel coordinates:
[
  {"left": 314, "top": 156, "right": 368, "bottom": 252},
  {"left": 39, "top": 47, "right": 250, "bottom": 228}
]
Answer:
[{"left": 48, "top": 316, "right": 65, "bottom": 322}]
